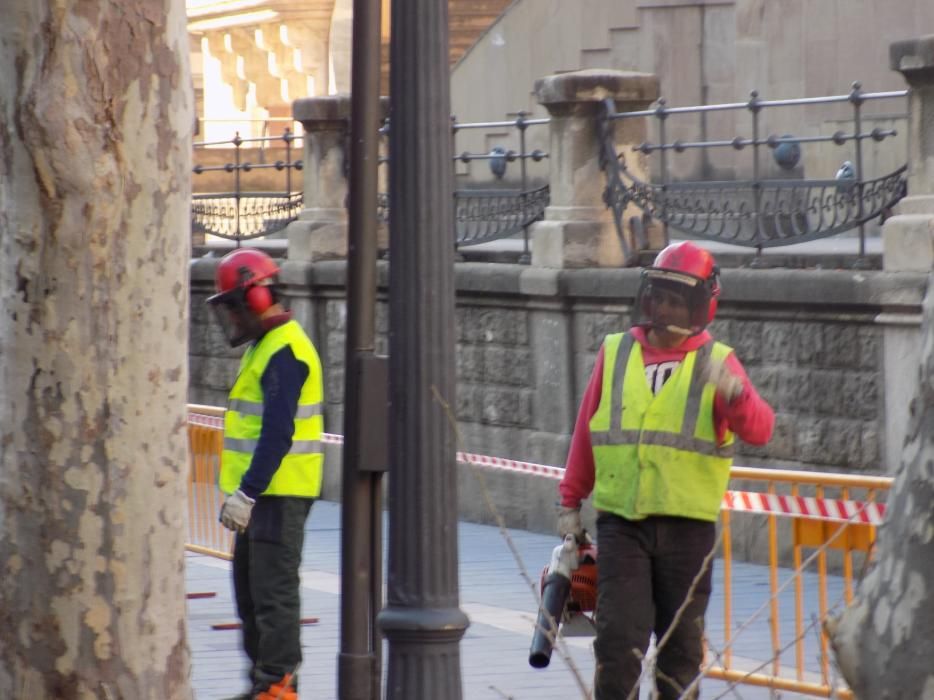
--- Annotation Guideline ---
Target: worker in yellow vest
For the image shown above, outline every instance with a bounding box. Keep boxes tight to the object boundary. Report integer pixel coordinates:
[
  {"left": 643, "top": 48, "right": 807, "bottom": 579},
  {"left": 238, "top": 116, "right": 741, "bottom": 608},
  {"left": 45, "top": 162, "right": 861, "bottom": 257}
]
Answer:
[
  {"left": 207, "top": 248, "right": 324, "bottom": 700},
  {"left": 558, "top": 241, "right": 775, "bottom": 699}
]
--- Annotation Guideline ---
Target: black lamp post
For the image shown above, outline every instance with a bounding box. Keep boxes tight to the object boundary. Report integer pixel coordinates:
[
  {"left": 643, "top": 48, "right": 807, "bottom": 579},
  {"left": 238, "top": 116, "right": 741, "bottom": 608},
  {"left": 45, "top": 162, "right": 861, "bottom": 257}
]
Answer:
[{"left": 377, "top": 0, "right": 469, "bottom": 698}]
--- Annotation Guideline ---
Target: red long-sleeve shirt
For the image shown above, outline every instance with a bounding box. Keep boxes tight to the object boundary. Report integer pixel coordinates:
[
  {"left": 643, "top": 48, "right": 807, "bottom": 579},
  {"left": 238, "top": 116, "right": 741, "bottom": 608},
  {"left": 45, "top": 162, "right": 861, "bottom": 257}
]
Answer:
[{"left": 558, "top": 327, "right": 775, "bottom": 509}]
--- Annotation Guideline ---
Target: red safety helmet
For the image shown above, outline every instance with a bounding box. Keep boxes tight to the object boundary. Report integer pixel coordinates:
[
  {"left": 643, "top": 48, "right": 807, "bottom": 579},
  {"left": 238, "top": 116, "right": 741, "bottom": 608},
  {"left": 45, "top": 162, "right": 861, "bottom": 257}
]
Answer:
[
  {"left": 632, "top": 241, "right": 720, "bottom": 336},
  {"left": 207, "top": 248, "right": 281, "bottom": 346}
]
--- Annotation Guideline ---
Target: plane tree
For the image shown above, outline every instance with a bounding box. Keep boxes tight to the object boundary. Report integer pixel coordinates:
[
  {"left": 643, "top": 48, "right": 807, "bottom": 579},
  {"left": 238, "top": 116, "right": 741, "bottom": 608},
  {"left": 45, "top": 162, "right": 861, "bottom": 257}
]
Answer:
[
  {"left": 827, "top": 272, "right": 934, "bottom": 698},
  {"left": 0, "top": 2, "right": 194, "bottom": 698}
]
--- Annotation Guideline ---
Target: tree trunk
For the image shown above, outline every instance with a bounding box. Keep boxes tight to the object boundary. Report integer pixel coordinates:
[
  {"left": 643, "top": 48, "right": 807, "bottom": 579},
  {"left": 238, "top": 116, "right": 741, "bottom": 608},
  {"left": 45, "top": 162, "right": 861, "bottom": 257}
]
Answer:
[
  {"left": 827, "top": 272, "right": 934, "bottom": 699},
  {"left": 0, "top": 2, "right": 193, "bottom": 698}
]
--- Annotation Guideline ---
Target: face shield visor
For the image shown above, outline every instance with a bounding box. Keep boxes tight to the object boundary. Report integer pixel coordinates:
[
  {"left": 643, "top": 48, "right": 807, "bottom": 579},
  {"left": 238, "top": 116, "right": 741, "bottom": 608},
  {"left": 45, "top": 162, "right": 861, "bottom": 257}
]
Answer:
[
  {"left": 632, "top": 269, "right": 713, "bottom": 337},
  {"left": 207, "top": 288, "right": 265, "bottom": 348}
]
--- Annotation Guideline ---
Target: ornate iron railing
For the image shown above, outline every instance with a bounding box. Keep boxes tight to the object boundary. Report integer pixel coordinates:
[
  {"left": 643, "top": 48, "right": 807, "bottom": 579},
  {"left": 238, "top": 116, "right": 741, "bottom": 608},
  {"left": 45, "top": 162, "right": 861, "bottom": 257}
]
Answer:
[
  {"left": 378, "top": 112, "right": 551, "bottom": 257},
  {"left": 191, "top": 191, "right": 304, "bottom": 240},
  {"left": 195, "top": 117, "right": 551, "bottom": 251},
  {"left": 600, "top": 84, "right": 909, "bottom": 258},
  {"left": 192, "top": 130, "right": 303, "bottom": 241},
  {"left": 604, "top": 152, "right": 908, "bottom": 248},
  {"left": 376, "top": 186, "right": 551, "bottom": 247},
  {"left": 454, "top": 186, "right": 550, "bottom": 246},
  {"left": 195, "top": 183, "right": 549, "bottom": 247}
]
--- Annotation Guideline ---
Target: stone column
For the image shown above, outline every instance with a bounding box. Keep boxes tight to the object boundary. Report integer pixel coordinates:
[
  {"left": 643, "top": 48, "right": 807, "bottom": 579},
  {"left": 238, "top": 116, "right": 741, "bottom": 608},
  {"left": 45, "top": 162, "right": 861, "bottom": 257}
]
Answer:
[
  {"left": 287, "top": 95, "right": 390, "bottom": 261},
  {"left": 886, "top": 36, "right": 934, "bottom": 268},
  {"left": 287, "top": 95, "right": 351, "bottom": 261},
  {"left": 881, "top": 36, "right": 934, "bottom": 471},
  {"left": 530, "top": 69, "right": 659, "bottom": 268}
]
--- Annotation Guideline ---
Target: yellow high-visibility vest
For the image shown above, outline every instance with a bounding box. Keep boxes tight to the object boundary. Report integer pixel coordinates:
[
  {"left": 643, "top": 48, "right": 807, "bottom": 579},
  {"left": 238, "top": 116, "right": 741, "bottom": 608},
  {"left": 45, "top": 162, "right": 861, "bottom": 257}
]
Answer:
[
  {"left": 589, "top": 332, "right": 735, "bottom": 522},
  {"left": 220, "top": 320, "right": 324, "bottom": 497}
]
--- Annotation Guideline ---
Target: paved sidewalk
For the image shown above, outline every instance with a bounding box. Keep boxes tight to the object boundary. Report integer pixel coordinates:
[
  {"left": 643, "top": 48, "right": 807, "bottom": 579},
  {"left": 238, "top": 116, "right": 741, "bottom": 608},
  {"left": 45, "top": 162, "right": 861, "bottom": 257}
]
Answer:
[{"left": 186, "top": 500, "right": 845, "bottom": 700}]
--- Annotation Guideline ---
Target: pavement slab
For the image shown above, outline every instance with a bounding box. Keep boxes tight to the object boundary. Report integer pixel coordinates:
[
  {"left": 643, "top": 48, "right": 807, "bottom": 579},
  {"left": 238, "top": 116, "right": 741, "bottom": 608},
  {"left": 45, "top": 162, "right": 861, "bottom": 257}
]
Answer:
[{"left": 186, "top": 500, "right": 847, "bottom": 700}]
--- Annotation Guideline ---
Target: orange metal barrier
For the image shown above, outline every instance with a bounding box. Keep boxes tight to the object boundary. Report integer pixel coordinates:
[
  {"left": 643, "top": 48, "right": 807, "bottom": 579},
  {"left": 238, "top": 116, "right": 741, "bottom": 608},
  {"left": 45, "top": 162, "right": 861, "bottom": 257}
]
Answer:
[
  {"left": 711, "top": 467, "right": 892, "bottom": 699},
  {"left": 184, "top": 404, "right": 892, "bottom": 697},
  {"left": 187, "top": 404, "right": 234, "bottom": 560}
]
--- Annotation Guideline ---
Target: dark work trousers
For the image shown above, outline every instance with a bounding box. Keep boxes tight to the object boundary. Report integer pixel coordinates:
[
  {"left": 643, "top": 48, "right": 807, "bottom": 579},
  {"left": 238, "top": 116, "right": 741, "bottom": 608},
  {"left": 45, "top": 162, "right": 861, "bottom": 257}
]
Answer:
[
  {"left": 593, "top": 512, "right": 715, "bottom": 700},
  {"left": 233, "top": 495, "right": 313, "bottom": 691}
]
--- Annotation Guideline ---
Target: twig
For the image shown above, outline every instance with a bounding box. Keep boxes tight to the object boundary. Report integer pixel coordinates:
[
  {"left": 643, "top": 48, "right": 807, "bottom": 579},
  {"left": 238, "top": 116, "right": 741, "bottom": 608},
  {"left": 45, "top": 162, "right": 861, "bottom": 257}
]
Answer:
[
  {"left": 432, "top": 385, "right": 592, "bottom": 699},
  {"left": 704, "top": 599, "right": 847, "bottom": 700}
]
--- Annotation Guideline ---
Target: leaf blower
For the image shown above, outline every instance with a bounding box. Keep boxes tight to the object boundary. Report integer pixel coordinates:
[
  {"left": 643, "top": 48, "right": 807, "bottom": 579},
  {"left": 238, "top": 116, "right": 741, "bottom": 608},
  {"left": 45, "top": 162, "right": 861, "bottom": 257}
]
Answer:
[{"left": 528, "top": 534, "right": 598, "bottom": 669}]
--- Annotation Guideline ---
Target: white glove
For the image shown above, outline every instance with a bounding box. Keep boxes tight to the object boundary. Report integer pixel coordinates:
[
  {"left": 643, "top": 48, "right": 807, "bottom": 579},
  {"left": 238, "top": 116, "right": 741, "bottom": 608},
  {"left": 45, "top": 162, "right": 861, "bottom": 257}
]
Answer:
[
  {"left": 700, "top": 357, "right": 744, "bottom": 403},
  {"left": 219, "top": 489, "right": 255, "bottom": 533},
  {"left": 557, "top": 505, "right": 584, "bottom": 543}
]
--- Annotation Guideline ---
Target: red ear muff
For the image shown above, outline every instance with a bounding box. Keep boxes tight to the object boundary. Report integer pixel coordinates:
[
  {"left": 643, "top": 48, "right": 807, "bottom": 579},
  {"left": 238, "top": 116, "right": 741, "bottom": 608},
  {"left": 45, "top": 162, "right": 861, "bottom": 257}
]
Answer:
[{"left": 245, "top": 285, "right": 273, "bottom": 314}]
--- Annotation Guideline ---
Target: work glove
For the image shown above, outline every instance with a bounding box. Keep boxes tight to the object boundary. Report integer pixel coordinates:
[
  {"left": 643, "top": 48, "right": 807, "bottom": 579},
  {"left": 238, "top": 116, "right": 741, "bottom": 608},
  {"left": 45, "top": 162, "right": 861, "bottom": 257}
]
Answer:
[
  {"left": 557, "top": 505, "right": 585, "bottom": 543},
  {"left": 699, "top": 357, "right": 744, "bottom": 403},
  {"left": 219, "top": 489, "right": 255, "bottom": 534}
]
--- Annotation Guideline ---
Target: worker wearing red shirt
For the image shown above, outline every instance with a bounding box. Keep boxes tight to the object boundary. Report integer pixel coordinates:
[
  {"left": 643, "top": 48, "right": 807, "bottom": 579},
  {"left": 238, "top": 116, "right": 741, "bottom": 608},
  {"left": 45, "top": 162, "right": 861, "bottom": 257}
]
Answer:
[{"left": 557, "top": 241, "right": 774, "bottom": 700}]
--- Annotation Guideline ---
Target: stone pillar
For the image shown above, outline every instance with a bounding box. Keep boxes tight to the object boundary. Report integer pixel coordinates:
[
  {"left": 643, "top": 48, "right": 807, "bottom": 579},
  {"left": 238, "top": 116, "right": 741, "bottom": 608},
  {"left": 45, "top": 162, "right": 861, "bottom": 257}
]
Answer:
[
  {"left": 287, "top": 95, "right": 351, "bottom": 261},
  {"left": 886, "top": 36, "right": 934, "bottom": 268},
  {"left": 881, "top": 36, "right": 934, "bottom": 471},
  {"left": 287, "top": 95, "right": 391, "bottom": 262},
  {"left": 530, "top": 69, "right": 659, "bottom": 268}
]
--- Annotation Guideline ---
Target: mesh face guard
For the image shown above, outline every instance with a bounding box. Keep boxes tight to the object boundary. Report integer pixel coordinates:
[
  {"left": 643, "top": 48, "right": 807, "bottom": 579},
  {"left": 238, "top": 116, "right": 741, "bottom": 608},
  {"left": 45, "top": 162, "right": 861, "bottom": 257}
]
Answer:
[
  {"left": 208, "top": 289, "right": 264, "bottom": 348},
  {"left": 632, "top": 269, "right": 714, "bottom": 336}
]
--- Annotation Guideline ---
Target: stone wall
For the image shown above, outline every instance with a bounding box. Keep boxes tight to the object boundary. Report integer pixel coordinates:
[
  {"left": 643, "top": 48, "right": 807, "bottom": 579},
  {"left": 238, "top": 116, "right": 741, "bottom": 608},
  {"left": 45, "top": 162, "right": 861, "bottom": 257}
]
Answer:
[{"left": 190, "top": 258, "right": 927, "bottom": 486}]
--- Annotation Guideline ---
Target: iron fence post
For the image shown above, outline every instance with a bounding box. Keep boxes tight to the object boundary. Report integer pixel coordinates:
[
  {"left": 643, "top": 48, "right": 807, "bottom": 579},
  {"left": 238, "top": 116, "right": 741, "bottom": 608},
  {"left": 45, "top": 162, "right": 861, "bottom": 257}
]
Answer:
[
  {"left": 749, "top": 91, "right": 764, "bottom": 262},
  {"left": 517, "top": 110, "right": 531, "bottom": 264},
  {"left": 656, "top": 99, "right": 669, "bottom": 230},
  {"left": 452, "top": 115, "right": 461, "bottom": 258},
  {"left": 657, "top": 98, "right": 669, "bottom": 187},
  {"left": 233, "top": 132, "right": 242, "bottom": 246},
  {"left": 378, "top": 0, "right": 469, "bottom": 698},
  {"left": 850, "top": 82, "right": 869, "bottom": 267},
  {"left": 284, "top": 128, "right": 293, "bottom": 201}
]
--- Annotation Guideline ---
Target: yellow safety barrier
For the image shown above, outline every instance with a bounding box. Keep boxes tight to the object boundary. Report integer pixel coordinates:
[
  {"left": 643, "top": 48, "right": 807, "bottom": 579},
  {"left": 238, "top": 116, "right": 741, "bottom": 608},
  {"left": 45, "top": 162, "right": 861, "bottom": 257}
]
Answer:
[
  {"left": 184, "top": 404, "right": 892, "bottom": 697},
  {"left": 187, "top": 404, "right": 234, "bottom": 560},
  {"left": 711, "top": 467, "right": 892, "bottom": 699}
]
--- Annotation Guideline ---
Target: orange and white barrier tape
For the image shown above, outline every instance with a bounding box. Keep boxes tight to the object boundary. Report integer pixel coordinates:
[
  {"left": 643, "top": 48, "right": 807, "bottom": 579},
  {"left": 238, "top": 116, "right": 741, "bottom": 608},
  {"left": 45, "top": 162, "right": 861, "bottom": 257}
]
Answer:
[
  {"left": 455, "top": 450, "right": 567, "bottom": 480},
  {"left": 453, "top": 447, "right": 887, "bottom": 526},
  {"left": 723, "top": 490, "right": 886, "bottom": 525},
  {"left": 188, "top": 413, "right": 886, "bottom": 526},
  {"left": 188, "top": 412, "right": 223, "bottom": 429}
]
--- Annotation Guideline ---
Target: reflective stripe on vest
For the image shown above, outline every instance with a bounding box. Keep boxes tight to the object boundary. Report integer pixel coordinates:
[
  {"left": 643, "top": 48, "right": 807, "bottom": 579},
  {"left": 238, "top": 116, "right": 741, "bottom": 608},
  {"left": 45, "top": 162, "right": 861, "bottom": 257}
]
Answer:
[
  {"left": 223, "top": 437, "right": 322, "bottom": 454},
  {"left": 589, "top": 332, "right": 735, "bottom": 522},
  {"left": 220, "top": 320, "right": 324, "bottom": 497},
  {"left": 227, "top": 398, "right": 322, "bottom": 420},
  {"left": 590, "top": 429, "right": 734, "bottom": 457}
]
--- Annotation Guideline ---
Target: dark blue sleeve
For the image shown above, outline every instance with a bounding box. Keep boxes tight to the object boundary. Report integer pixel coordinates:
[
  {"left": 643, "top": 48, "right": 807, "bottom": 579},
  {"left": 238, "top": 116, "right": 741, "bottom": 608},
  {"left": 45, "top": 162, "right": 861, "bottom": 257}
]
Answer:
[{"left": 238, "top": 345, "right": 310, "bottom": 499}]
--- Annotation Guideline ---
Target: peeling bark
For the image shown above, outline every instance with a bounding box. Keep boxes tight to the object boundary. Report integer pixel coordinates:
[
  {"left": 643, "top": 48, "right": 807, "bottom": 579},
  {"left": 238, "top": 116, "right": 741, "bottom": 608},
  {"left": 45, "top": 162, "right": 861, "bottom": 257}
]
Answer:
[
  {"left": 827, "top": 272, "right": 934, "bottom": 700},
  {"left": 0, "top": 2, "right": 194, "bottom": 699}
]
